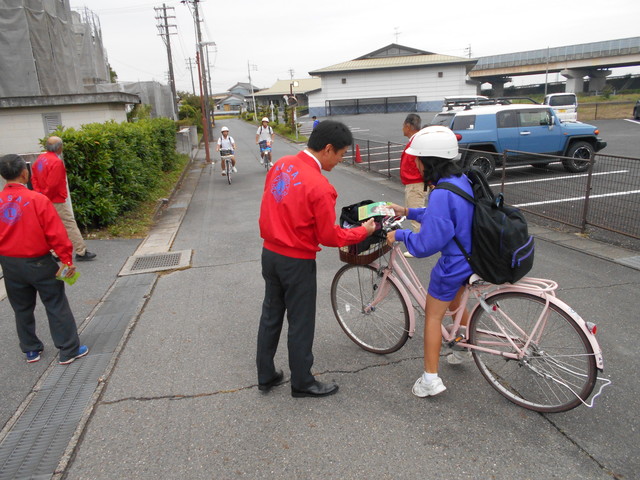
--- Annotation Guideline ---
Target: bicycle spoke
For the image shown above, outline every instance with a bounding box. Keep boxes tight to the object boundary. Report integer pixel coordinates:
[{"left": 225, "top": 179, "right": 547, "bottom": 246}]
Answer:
[
  {"left": 331, "top": 264, "right": 410, "bottom": 354},
  {"left": 469, "top": 292, "right": 597, "bottom": 413}
]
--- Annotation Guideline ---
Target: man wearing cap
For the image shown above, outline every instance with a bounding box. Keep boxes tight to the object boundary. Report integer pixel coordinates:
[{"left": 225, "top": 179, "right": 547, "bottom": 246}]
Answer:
[
  {"left": 0, "top": 154, "right": 88, "bottom": 365},
  {"left": 255, "top": 117, "right": 274, "bottom": 166}
]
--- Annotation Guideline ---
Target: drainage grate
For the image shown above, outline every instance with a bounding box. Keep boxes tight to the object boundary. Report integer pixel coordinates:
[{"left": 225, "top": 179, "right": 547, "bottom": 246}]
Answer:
[
  {"left": 119, "top": 250, "right": 191, "bottom": 276},
  {"left": 616, "top": 255, "right": 640, "bottom": 270}
]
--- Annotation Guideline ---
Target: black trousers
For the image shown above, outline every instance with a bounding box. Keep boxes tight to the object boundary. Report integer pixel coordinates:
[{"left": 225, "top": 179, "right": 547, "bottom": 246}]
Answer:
[
  {"left": 257, "top": 248, "right": 317, "bottom": 390},
  {"left": 0, "top": 254, "right": 80, "bottom": 361}
]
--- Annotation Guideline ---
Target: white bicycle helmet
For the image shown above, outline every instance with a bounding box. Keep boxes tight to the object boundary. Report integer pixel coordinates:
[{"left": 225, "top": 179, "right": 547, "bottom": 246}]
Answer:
[
  {"left": 221, "top": 126, "right": 229, "bottom": 132},
  {"left": 406, "top": 126, "right": 458, "bottom": 159},
  {"left": 261, "top": 117, "right": 270, "bottom": 123}
]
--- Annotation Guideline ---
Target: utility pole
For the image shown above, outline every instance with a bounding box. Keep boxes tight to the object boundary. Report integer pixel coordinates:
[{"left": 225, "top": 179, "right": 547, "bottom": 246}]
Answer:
[
  {"left": 464, "top": 44, "right": 472, "bottom": 58},
  {"left": 155, "top": 4, "right": 178, "bottom": 120},
  {"left": 186, "top": 57, "right": 196, "bottom": 95},
  {"left": 182, "top": 0, "right": 211, "bottom": 162},
  {"left": 248, "top": 61, "right": 258, "bottom": 122}
]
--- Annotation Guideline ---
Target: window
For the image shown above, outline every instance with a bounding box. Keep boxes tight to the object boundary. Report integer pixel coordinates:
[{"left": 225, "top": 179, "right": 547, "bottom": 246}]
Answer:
[
  {"left": 452, "top": 115, "right": 475, "bottom": 130},
  {"left": 497, "top": 111, "right": 517, "bottom": 128},
  {"left": 438, "top": 72, "right": 443, "bottom": 78},
  {"left": 341, "top": 78, "right": 347, "bottom": 84},
  {"left": 518, "top": 109, "right": 552, "bottom": 127},
  {"left": 42, "top": 113, "right": 62, "bottom": 134}
]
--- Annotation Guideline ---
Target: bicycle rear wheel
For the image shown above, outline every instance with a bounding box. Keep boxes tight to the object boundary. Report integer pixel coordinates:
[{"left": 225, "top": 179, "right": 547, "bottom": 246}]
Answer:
[
  {"left": 468, "top": 292, "right": 597, "bottom": 413},
  {"left": 331, "top": 264, "right": 410, "bottom": 354}
]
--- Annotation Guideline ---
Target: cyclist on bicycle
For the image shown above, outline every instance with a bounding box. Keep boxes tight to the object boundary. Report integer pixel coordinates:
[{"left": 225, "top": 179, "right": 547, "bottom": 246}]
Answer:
[
  {"left": 216, "top": 126, "right": 237, "bottom": 176},
  {"left": 385, "top": 126, "right": 474, "bottom": 398},
  {"left": 255, "top": 117, "right": 274, "bottom": 167}
]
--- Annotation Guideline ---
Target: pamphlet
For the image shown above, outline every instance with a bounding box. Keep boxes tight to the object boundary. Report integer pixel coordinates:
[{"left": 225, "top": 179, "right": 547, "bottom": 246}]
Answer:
[
  {"left": 56, "top": 266, "right": 81, "bottom": 286},
  {"left": 357, "top": 202, "right": 395, "bottom": 221}
]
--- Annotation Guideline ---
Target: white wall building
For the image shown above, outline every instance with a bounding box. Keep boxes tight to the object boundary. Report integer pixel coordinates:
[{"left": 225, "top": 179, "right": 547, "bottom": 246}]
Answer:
[
  {"left": 307, "top": 44, "right": 479, "bottom": 117},
  {"left": 0, "top": 92, "right": 140, "bottom": 155}
]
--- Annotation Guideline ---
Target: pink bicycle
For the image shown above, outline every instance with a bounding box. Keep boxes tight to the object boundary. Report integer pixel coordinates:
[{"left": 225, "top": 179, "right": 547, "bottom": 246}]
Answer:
[{"left": 330, "top": 217, "right": 610, "bottom": 413}]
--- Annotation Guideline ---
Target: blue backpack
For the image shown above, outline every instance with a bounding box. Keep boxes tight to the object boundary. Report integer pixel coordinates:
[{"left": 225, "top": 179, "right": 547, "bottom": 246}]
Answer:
[{"left": 435, "top": 169, "right": 534, "bottom": 284}]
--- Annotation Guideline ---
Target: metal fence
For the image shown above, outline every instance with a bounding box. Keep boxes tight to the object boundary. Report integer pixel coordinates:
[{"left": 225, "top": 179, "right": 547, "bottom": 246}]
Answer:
[
  {"left": 346, "top": 140, "right": 640, "bottom": 242},
  {"left": 495, "top": 150, "right": 640, "bottom": 240}
]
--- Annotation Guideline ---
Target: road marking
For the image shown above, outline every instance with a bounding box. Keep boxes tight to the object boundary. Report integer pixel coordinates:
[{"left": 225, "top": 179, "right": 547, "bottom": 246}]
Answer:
[
  {"left": 624, "top": 119, "right": 640, "bottom": 125},
  {"left": 515, "top": 189, "right": 640, "bottom": 207},
  {"left": 489, "top": 170, "right": 629, "bottom": 187}
]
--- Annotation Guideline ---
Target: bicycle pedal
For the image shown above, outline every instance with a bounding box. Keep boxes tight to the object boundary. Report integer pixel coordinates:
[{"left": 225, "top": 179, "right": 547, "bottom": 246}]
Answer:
[{"left": 447, "top": 333, "right": 466, "bottom": 349}]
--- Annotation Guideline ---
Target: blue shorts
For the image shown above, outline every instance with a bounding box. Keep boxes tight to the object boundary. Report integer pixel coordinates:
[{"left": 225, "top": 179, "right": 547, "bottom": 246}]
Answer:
[{"left": 427, "top": 255, "right": 472, "bottom": 302}]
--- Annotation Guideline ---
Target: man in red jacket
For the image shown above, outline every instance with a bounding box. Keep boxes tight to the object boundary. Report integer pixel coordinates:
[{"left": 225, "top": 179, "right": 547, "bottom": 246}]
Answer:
[
  {"left": 257, "top": 121, "right": 376, "bottom": 398},
  {"left": 400, "top": 114, "right": 425, "bottom": 257},
  {"left": 31, "top": 136, "right": 96, "bottom": 261},
  {"left": 0, "top": 154, "right": 88, "bottom": 364}
]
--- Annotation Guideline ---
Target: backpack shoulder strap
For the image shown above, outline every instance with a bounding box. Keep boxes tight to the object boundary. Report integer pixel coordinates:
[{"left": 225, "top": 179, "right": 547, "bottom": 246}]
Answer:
[
  {"left": 433, "top": 182, "right": 473, "bottom": 262},
  {"left": 434, "top": 182, "right": 476, "bottom": 205}
]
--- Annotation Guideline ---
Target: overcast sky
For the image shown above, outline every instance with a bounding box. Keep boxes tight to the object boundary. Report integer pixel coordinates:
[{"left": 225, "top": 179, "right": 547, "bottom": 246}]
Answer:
[{"left": 69, "top": 0, "right": 640, "bottom": 94}]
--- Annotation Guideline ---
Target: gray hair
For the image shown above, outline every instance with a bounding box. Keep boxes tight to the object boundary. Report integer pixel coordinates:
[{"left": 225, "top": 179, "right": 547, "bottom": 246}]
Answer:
[
  {"left": 45, "top": 136, "right": 63, "bottom": 153},
  {"left": 404, "top": 114, "right": 421, "bottom": 132}
]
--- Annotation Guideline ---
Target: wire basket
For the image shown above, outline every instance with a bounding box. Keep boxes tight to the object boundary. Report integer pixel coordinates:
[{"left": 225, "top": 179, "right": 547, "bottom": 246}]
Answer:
[{"left": 339, "top": 239, "right": 391, "bottom": 265}]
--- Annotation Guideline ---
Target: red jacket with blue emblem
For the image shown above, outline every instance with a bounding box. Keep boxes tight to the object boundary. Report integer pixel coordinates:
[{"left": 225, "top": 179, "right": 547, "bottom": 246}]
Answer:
[
  {"left": 0, "top": 183, "right": 73, "bottom": 265},
  {"left": 31, "top": 151, "right": 68, "bottom": 203},
  {"left": 259, "top": 150, "right": 367, "bottom": 259}
]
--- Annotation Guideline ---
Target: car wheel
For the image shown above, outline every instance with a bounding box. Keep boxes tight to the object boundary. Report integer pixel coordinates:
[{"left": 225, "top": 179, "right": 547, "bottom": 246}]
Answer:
[
  {"left": 634, "top": 107, "right": 640, "bottom": 120},
  {"left": 465, "top": 152, "right": 496, "bottom": 177},
  {"left": 562, "top": 141, "right": 594, "bottom": 173}
]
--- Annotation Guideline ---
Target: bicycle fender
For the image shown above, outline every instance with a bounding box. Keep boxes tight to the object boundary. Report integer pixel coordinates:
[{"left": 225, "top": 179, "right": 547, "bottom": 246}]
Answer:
[{"left": 471, "top": 287, "right": 604, "bottom": 371}]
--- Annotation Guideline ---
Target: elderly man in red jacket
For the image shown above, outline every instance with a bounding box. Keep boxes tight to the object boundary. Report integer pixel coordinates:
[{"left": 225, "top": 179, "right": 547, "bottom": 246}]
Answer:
[
  {"left": 31, "top": 136, "right": 96, "bottom": 261},
  {"left": 257, "top": 120, "right": 376, "bottom": 398},
  {"left": 0, "top": 154, "right": 88, "bottom": 364}
]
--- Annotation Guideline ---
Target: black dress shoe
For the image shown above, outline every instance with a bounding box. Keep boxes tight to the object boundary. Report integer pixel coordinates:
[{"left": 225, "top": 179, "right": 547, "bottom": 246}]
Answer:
[
  {"left": 258, "top": 369, "right": 284, "bottom": 391},
  {"left": 76, "top": 251, "right": 96, "bottom": 261},
  {"left": 291, "top": 381, "right": 339, "bottom": 398}
]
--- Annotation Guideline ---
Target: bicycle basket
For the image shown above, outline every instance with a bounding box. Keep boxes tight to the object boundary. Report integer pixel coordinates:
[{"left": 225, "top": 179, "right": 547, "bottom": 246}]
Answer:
[
  {"left": 220, "top": 149, "right": 233, "bottom": 156},
  {"left": 339, "top": 238, "right": 390, "bottom": 265}
]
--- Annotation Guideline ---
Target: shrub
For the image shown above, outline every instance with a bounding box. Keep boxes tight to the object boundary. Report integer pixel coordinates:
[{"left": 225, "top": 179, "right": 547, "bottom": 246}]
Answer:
[{"left": 49, "top": 118, "right": 179, "bottom": 229}]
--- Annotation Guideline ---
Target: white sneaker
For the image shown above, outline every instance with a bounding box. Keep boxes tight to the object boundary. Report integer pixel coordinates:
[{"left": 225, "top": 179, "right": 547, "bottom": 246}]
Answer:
[
  {"left": 268, "top": 162, "right": 273, "bottom": 167},
  {"left": 260, "top": 158, "right": 264, "bottom": 165},
  {"left": 447, "top": 350, "right": 473, "bottom": 365},
  {"left": 412, "top": 376, "right": 446, "bottom": 398},
  {"left": 221, "top": 171, "right": 226, "bottom": 176},
  {"left": 232, "top": 166, "right": 238, "bottom": 173},
  {"left": 403, "top": 251, "right": 414, "bottom": 258}
]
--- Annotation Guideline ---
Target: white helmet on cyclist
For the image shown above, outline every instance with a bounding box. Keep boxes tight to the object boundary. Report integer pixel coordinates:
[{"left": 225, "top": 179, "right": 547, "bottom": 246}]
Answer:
[
  {"left": 221, "top": 126, "right": 229, "bottom": 132},
  {"left": 406, "top": 126, "right": 458, "bottom": 159},
  {"left": 261, "top": 117, "right": 270, "bottom": 123}
]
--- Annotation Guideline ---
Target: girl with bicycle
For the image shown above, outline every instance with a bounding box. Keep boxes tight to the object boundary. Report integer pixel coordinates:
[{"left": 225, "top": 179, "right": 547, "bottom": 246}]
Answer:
[
  {"left": 385, "top": 126, "right": 474, "bottom": 398},
  {"left": 216, "top": 126, "right": 237, "bottom": 176}
]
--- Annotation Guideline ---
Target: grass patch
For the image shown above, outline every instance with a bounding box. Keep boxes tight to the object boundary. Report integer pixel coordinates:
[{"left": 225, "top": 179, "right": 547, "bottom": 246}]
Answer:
[{"left": 87, "top": 153, "right": 192, "bottom": 239}]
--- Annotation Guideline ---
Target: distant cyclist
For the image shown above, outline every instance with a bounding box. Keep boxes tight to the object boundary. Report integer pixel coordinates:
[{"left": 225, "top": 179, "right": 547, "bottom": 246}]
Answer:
[
  {"left": 216, "top": 126, "right": 237, "bottom": 176},
  {"left": 255, "top": 117, "right": 274, "bottom": 167}
]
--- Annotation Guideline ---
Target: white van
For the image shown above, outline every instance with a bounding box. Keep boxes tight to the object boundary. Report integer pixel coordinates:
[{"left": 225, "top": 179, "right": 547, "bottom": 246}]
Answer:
[{"left": 543, "top": 93, "right": 578, "bottom": 122}]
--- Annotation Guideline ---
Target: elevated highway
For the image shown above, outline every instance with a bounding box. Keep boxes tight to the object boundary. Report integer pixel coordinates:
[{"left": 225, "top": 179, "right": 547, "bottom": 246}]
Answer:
[{"left": 471, "top": 37, "right": 640, "bottom": 95}]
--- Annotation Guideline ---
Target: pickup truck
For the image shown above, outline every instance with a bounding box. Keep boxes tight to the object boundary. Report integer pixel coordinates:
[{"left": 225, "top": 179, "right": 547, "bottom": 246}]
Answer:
[{"left": 439, "top": 104, "right": 607, "bottom": 177}]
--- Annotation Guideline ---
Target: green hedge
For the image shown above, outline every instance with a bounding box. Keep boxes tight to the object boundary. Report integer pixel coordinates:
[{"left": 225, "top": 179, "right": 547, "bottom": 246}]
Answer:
[{"left": 50, "top": 118, "right": 178, "bottom": 229}]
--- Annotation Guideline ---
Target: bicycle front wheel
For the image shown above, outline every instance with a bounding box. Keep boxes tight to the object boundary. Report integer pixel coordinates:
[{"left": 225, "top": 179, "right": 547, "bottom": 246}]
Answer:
[
  {"left": 226, "top": 159, "right": 231, "bottom": 184},
  {"left": 331, "top": 264, "right": 410, "bottom": 354},
  {"left": 468, "top": 292, "right": 597, "bottom": 413}
]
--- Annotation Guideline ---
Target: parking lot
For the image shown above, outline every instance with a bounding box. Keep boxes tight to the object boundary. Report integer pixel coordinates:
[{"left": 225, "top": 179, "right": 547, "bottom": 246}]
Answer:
[{"left": 333, "top": 112, "right": 640, "bottom": 249}]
